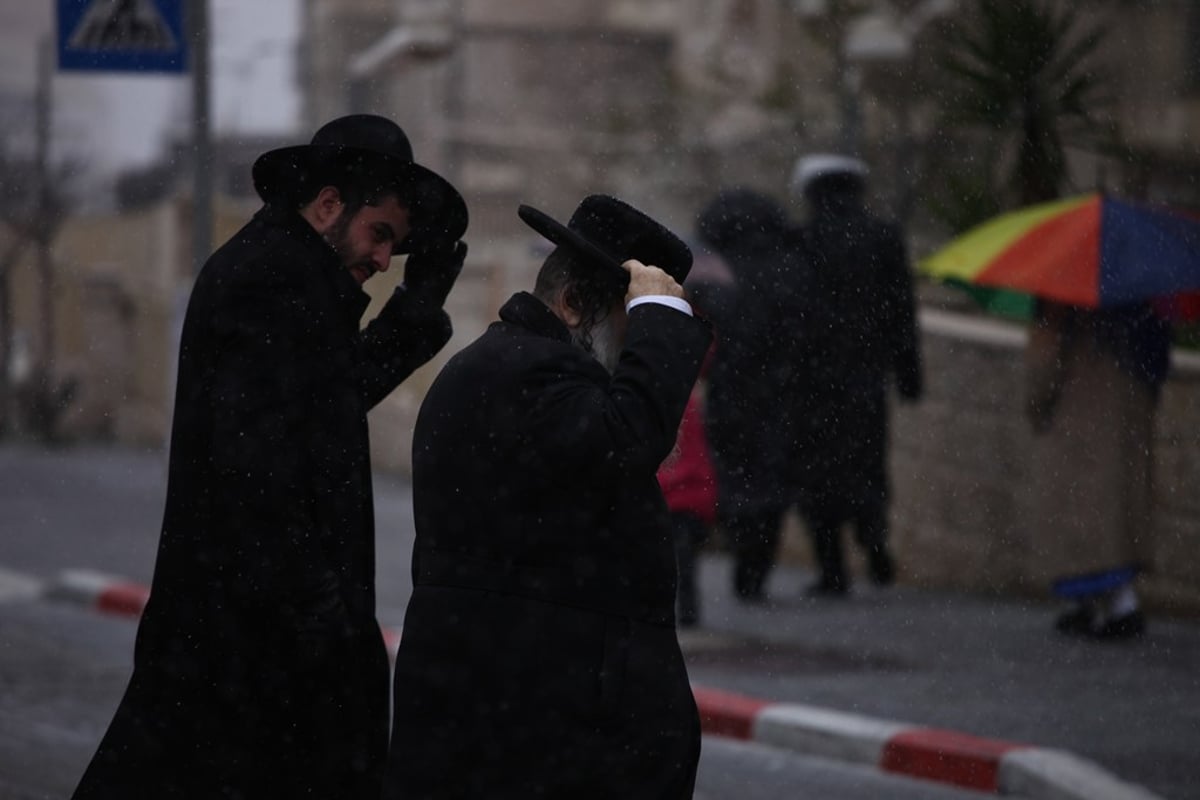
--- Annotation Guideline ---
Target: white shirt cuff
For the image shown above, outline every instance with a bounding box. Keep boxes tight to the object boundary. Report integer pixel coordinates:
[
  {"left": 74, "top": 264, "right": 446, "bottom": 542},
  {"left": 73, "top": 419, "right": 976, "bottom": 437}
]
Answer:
[{"left": 627, "top": 295, "right": 693, "bottom": 316}]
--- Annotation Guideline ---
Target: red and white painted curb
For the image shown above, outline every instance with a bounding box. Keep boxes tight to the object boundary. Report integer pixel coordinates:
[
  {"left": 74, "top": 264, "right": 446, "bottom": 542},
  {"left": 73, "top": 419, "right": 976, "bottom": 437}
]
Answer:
[
  {"left": 31, "top": 568, "right": 1163, "bottom": 800},
  {"left": 0, "top": 566, "right": 44, "bottom": 603},
  {"left": 44, "top": 568, "right": 407, "bottom": 660},
  {"left": 691, "top": 686, "right": 1162, "bottom": 800},
  {"left": 48, "top": 569, "right": 152, "bottom": 617}
]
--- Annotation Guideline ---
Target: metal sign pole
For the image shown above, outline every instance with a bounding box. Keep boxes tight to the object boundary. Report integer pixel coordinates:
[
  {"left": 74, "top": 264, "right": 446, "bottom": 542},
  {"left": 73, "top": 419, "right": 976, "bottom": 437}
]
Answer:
[
  {"left": 190, "top": 0, "right": 211, "bottom": 276},
  {"left": 35, "top": 36, "right": 55, "bottom": 372}
]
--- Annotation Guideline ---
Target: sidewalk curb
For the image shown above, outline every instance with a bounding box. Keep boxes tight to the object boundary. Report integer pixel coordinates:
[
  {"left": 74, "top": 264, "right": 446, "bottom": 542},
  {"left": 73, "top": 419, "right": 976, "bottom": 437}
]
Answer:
[
  {"left": 691, "top": 686, "right": 1163, "bottom": 800},
  {"left": 38, "top": 568, "right": 1163, "bottom": 800},
  {"left": 47, "top": 569, "right": 151, "bottom": 617},
  {"left": 0, "top": 566, "right": 45, "bottom": 603},
  {"left": 43, "top": 569, "right": 404, "bottom": 660}
]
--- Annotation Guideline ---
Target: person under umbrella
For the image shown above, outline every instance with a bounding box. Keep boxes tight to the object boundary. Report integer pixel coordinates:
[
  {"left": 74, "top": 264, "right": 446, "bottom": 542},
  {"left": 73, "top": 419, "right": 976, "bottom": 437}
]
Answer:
[
  {"left": 1028, "top": 299, "right": 1171, "bottom": 639},
  {"left": 922, "top": 192, "right": 1197, "bottom": 638}
]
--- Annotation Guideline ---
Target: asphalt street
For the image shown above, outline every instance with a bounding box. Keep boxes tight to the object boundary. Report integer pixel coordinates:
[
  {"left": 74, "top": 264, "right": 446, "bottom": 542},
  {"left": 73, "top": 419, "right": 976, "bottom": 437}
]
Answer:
[
  {"left": 3, "top": 444, "right": 1197, "bottom": 798},
  {"left": 1, "top": 598, "right": 989, "bottom": 800}
]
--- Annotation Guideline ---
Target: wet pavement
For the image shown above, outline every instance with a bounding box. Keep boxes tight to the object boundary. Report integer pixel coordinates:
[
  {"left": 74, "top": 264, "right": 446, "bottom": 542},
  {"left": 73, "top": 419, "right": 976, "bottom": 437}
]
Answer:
[{"left": 3, "top": 443, "right": 1197, "bottom": 798}]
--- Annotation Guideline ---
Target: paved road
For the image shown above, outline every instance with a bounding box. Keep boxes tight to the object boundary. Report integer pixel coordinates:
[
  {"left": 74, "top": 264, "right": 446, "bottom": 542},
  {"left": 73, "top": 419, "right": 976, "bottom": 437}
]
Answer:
[
  {"left": 3, "top": 444, "right": 1196, "bottom": 798},
  {"left": 0, "top": 599, "right": 989, "bottom": 800},
  {"left": 0, "top": 602, "right": 134, "bottom": 800}
]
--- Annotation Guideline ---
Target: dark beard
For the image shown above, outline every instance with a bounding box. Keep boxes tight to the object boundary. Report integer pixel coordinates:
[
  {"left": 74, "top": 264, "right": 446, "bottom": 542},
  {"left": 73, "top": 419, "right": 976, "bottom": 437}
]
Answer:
[
  {"left": 323, "top": 210, "right": 372, "bottom": 278},
  {"left": 324, "top": 209, "right": 351, "bottom": 255}
]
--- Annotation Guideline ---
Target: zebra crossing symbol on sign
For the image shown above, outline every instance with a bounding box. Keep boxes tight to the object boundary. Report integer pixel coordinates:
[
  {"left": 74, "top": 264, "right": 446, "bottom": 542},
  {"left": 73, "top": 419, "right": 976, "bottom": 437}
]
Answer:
[
  {"left": 57, "top": 0, "right": 186, "bottom": 73},
  {"left": 69, "top": 0, "right": 177, "bottom": 52}
]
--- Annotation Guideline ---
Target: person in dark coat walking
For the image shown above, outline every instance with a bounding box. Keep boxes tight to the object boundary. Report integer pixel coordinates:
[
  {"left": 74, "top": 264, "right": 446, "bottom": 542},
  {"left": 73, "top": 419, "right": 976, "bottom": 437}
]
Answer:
[
  {"left": 382, "top": 195, "right": 712, "bottom": 799},
  {"left": 789, "top": 154, "right": 922, "bottom": 596},
  {"left": 695, "top": 188, "right": 804, "bottom": 602},
  {"left": 71, "top": 115, "right": 468, "bottom": 800}
]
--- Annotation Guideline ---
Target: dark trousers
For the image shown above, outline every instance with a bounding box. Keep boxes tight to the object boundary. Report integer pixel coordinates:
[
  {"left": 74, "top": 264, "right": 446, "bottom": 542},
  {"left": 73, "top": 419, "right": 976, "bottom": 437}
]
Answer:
[
  {"left": 805, "top": 500, "right": 893, "bottom": 590},
  {"left": 727, "top": 509, "right": 784, "bottom": 600}
]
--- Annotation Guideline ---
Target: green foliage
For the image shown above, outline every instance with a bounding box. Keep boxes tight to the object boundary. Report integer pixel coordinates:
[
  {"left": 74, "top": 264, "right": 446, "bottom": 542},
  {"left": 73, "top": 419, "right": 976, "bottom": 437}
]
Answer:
[
  {"left": 930, "top": 0, "right": 1118, "bottom": 215},
  {"left": 923, "top": 162, "right": 1001, "bottom": 234},
  {"left": 760, "top": 61, "right": 798, "bottom": 111}
]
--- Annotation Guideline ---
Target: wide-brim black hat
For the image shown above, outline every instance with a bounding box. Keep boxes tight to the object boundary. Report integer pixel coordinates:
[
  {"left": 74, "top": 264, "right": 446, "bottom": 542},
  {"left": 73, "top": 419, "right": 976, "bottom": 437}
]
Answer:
[
  {"left": 252, "top": 114, "right": 468, "bottom": 254},
  {"left": 518, "top": 195, "right": 692, "bottom": 290}
]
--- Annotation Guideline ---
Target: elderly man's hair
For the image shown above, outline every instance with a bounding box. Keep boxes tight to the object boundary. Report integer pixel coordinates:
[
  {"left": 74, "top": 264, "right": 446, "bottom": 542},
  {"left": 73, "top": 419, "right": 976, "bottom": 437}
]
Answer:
[{"left": 533, "top": 246, "right": 623, "bottom": 336}]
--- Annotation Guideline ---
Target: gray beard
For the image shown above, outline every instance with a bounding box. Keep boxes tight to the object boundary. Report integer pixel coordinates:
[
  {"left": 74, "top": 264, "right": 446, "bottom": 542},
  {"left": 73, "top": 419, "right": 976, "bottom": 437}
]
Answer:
[{"left": 573, "top": 315, "right": 621, "bottom": 374}]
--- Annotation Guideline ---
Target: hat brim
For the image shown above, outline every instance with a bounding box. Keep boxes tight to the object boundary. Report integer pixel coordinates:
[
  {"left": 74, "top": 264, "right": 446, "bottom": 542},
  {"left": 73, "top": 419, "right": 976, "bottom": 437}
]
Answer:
[
  {"left": 517, "top": 204, "right": 630, "bottom": 290},
  {"left": 253, "top": 144, "right": 468, "bottom": 255}
]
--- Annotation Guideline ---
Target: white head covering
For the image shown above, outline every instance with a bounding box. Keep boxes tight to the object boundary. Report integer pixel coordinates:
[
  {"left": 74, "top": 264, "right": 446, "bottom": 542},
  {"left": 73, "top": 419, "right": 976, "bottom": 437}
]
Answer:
[{"left": 790, "top": 153, "right": 869, "bottom": 197}]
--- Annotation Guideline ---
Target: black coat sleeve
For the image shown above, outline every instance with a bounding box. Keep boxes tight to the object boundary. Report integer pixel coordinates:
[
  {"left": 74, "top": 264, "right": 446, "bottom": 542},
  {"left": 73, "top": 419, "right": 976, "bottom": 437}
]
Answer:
[
  {"left": 522, "top": 304, "right": 712, "bottom": 477},
  {"left": 356, "top": 286, "right": 454, "bottom": 409}
]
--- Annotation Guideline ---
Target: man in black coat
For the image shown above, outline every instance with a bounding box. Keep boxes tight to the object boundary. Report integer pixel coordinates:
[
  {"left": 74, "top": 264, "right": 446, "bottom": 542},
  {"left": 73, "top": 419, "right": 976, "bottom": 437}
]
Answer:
[
  {"left": 382, "top": 195, "right": 712, "bottom": 799},
  {"left": 695, "top": 188, "right": 805, "bottom": 603},
  {"left": 789, "top": 154, "right": 922, "bottom": 596},
  {"left": 72, "top": 115, "right": 468, "bottom": 800}
]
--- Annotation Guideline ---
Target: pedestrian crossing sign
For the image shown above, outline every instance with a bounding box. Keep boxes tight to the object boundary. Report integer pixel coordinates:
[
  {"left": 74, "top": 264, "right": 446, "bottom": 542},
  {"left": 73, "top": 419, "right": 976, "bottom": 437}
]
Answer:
[{"left": 57, "top": 0, "right": 187, "bottom": 73}]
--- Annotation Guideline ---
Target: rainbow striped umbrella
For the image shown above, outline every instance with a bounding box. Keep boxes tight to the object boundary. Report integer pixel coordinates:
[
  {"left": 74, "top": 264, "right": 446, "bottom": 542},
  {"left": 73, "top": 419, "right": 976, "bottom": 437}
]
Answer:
[{"left": 921, "top": 193, "right": 1200, "bottom": 312}]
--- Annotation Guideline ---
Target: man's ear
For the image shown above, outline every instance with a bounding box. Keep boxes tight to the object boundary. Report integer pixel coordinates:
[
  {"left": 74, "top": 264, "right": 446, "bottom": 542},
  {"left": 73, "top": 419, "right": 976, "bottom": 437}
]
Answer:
[
  {"left": 555, "top": 286, "right": 583, "bottom": 329},
  {"left": 303, "top": 186, "right": 344, "bottom": 235}
]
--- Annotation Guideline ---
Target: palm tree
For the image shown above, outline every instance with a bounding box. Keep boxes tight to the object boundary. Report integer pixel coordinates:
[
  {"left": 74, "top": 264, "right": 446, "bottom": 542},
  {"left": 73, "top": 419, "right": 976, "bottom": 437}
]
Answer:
[
  {"left": 932, "top": 0, "right": 1118, "bottom": 217},
  {"left": 918, "top": 1, "right": 1120, "bottom": 318}
]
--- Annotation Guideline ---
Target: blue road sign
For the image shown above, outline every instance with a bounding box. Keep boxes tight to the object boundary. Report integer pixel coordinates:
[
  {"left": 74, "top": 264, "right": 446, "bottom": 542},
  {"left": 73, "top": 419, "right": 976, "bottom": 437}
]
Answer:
[{"left": 57, "top": 0, "right": 187, "bottom": 73}]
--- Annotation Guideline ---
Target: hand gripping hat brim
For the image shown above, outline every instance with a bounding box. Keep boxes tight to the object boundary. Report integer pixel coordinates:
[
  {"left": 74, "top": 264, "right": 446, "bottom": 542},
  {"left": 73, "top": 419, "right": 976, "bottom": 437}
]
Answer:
[
  {"left": 517, "top": 195, "right": 692, "bottom": 290},
  {"left": 252, "top": 114, "right": 468, "bottom": 255}
]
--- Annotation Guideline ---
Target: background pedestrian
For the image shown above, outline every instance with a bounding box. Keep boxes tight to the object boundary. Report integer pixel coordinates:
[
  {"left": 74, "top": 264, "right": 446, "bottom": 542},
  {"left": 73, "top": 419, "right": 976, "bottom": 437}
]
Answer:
[
  {"left": 790, "top": 154, "right": 923, "bottom": 597},
  {"left": 1027, "top": 299, "right": 1172, "bottom": 639},
  {"left": 695, "top": 188, "right": 801, "bottom": 604}
]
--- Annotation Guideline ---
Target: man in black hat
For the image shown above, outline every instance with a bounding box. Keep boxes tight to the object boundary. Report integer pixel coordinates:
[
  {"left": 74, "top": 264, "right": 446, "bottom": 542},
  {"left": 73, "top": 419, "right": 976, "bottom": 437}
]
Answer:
[
  {"left": 789, "top": 154, "right": 922, "bottom": 597},
  {"left": 71, "top": 115, "right": 468, "bottom": 800},
  {"left": 382, "top": 196, "right": 712, "bottom": 799}
]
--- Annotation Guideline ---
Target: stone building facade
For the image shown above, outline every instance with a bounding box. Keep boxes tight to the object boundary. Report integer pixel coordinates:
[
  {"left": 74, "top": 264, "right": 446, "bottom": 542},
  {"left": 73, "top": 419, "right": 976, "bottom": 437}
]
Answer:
[{"left": 298, "top": 0, "right": 1200, "bottom": 250}]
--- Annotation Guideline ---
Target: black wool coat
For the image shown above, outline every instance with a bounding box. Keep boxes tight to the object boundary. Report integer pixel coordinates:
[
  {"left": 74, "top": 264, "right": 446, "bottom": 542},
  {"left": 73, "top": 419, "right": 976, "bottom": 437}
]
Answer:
[
  {"left": 72, "top": 205, "right": 453, "bottom": 800},
  {"left": 696, "top": 190, "right": 807, "bottom": 520},
  {"left": 791, "top": 202, "right": 923, "bottom": 519},
  {"left": 384, "top": 292, "right": 712, "bottom": 800}
]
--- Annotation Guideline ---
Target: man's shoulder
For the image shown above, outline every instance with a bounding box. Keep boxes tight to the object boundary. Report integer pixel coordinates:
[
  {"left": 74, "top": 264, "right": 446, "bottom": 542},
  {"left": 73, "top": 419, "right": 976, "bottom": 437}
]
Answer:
[
  {"left": 449, "top": 319, "right": 608, "bottom": 389},
  {"left": 199, "top": 217, "right": 314, "bottom": 292},
  {"left": 457, "top": 318, "right": 580, "bottom": 368},
  {"left": 423, "top": 323, "right": 588, "bottom": 421}
]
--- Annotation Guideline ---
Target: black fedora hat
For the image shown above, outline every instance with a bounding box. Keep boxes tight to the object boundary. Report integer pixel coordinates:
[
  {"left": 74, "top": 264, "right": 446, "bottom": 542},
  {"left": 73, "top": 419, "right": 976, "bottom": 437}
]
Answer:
[
  {"left": 252, "top": 114, "right": 468, "bottom": 254},
  {"left": 518, "top": 195, "right": 692, "bottom": 290}
]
